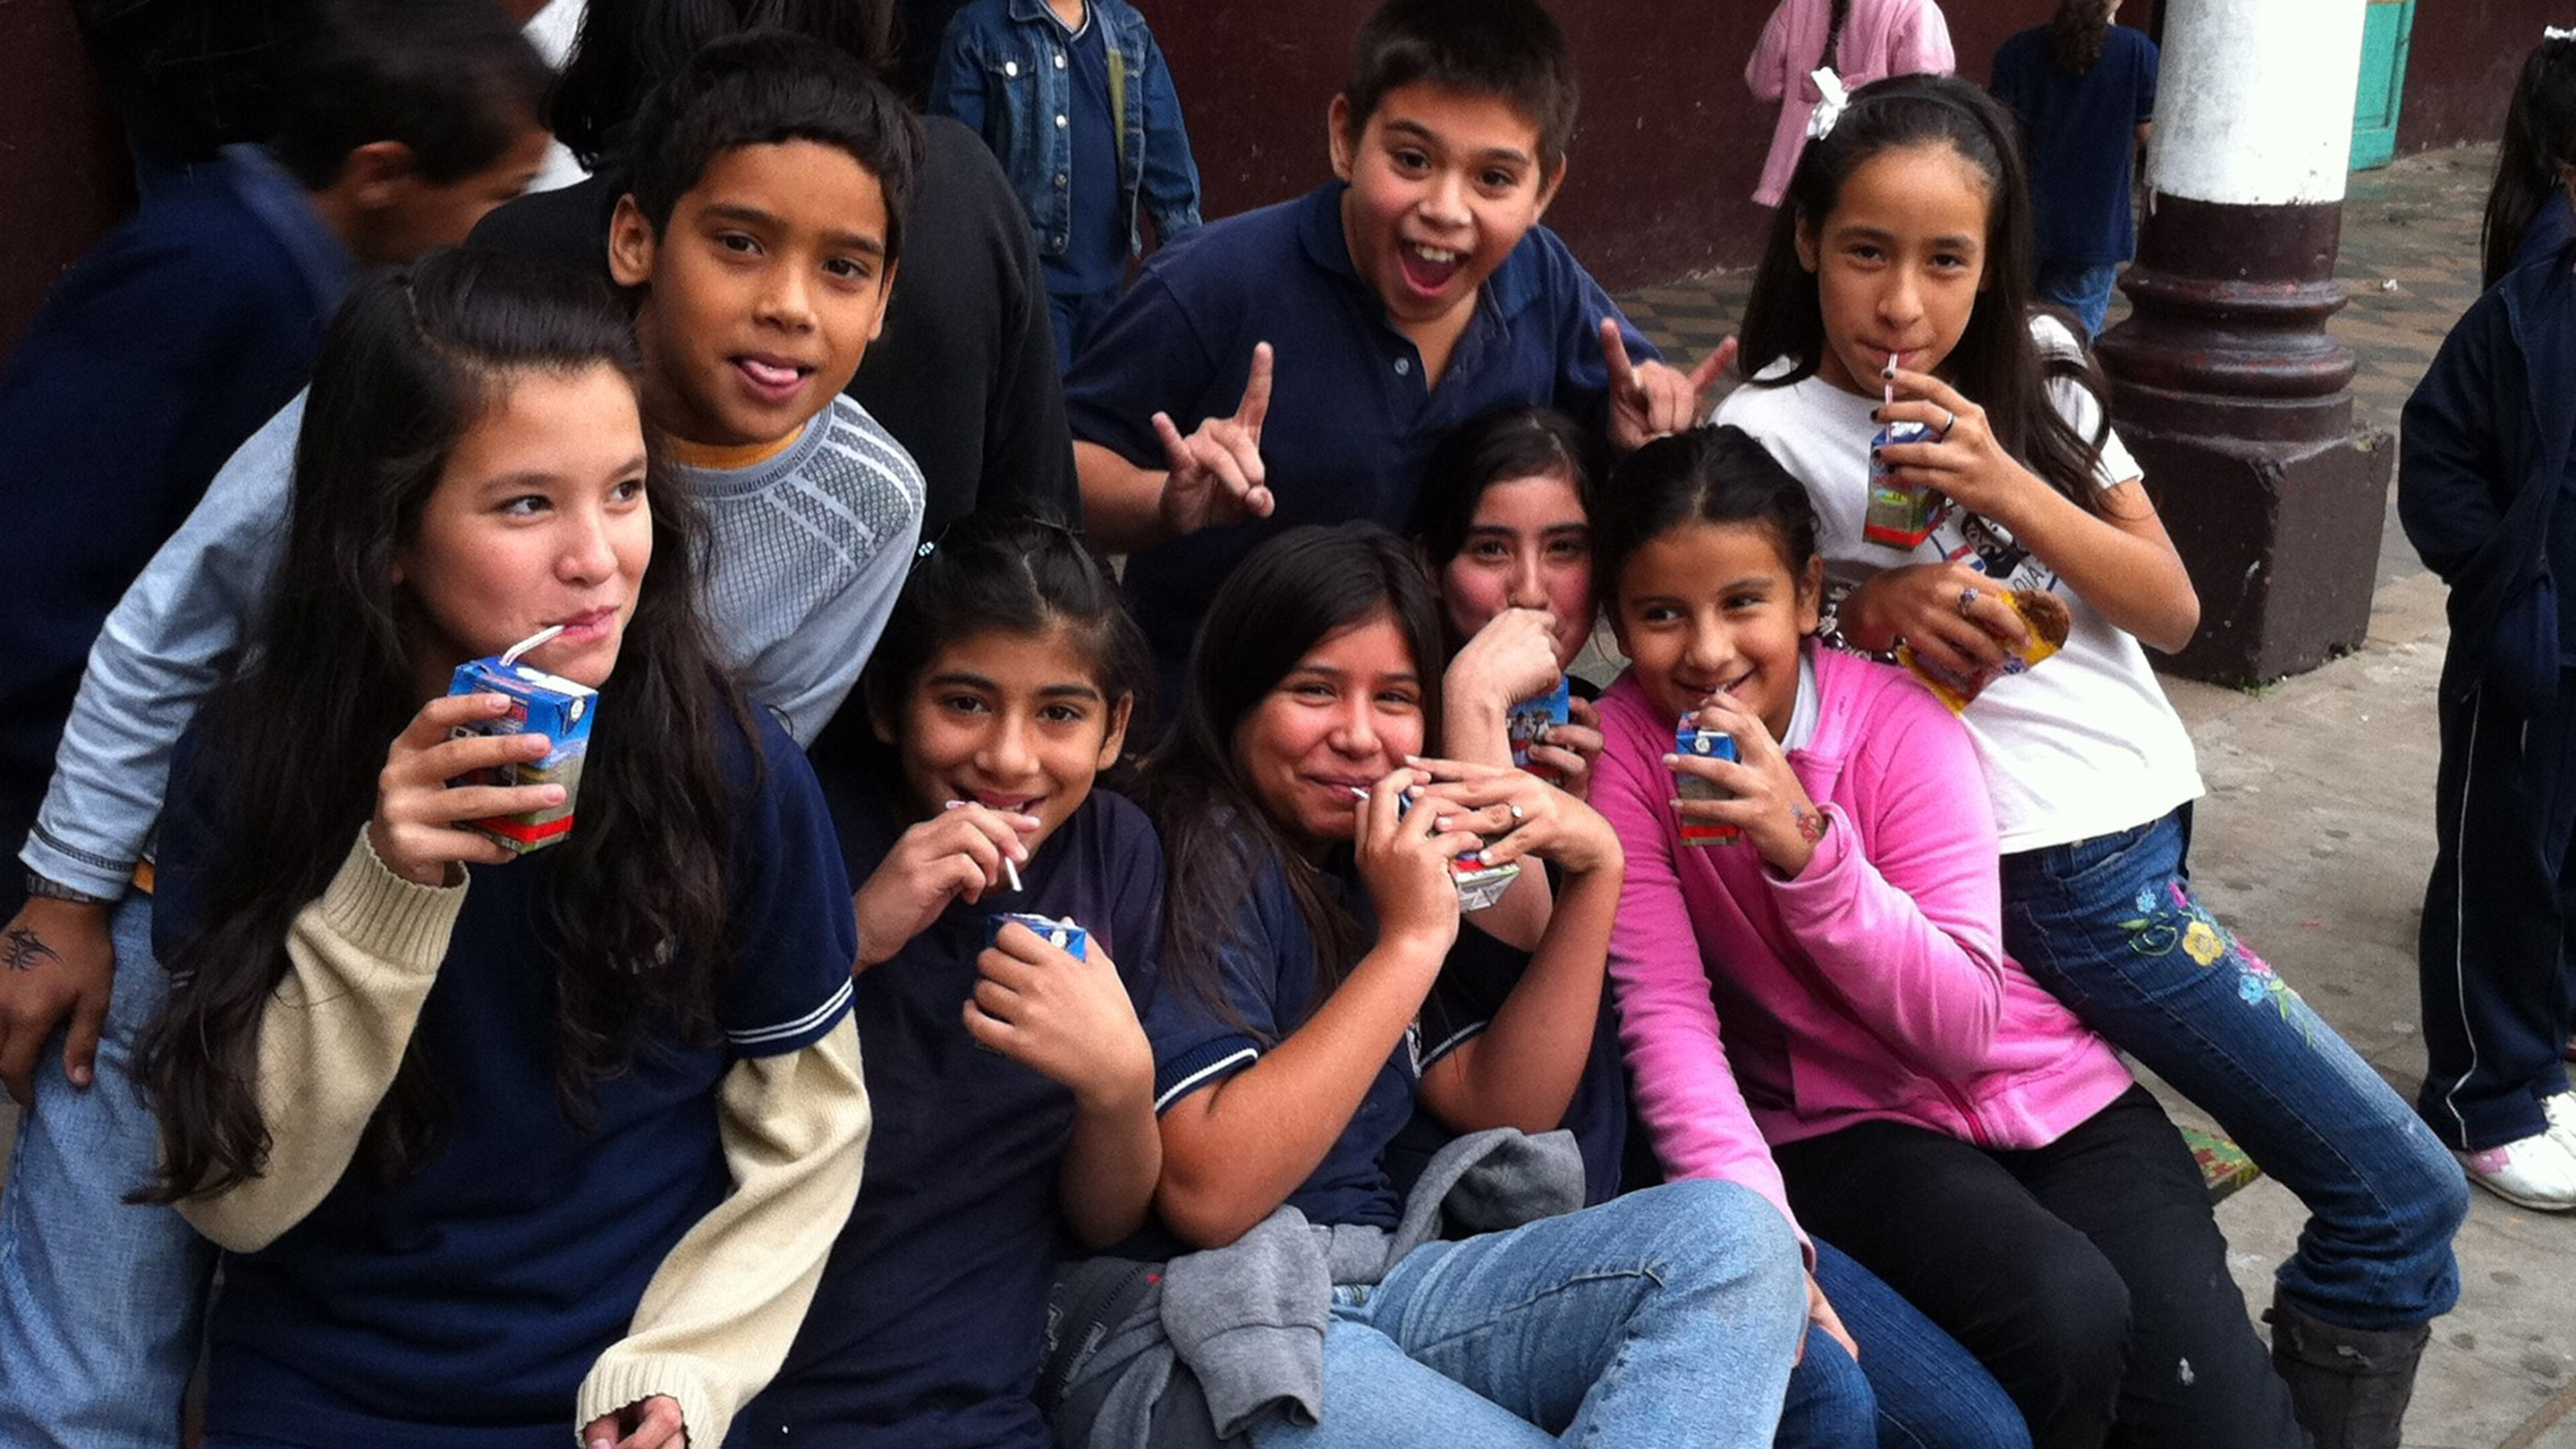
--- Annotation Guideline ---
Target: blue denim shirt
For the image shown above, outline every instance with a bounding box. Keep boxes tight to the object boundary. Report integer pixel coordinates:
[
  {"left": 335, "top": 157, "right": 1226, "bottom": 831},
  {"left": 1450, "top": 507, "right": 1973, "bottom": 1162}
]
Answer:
[{"left": 930, "top": 0, "right": 1201, "bottom": 264}]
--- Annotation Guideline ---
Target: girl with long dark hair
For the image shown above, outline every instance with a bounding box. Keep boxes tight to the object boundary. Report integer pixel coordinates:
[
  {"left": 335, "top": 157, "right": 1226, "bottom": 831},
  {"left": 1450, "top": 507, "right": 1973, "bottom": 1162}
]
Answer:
[
  {"left": 1106, "top": 521, "right": 1804, "bottom": 1449},
  {"left": 2479, "top": 31, "right": 2576, "bottom": 290},
  {"left": 140, "top": 250, "right": 866, "bottom": 1449},
  {"left": 1716, "top": 73, "right": 2466, "bottom": 1449}
]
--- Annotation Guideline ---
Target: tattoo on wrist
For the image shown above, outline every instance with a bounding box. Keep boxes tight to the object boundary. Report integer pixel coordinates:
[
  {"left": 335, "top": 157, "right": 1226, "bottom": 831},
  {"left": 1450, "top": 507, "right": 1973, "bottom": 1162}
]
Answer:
[
  {"left": 1792, "top": 804, "right": 1827, "bottom": 845},
  {"left": 3, "top": 926, "right": 63, "bottom": 974}
]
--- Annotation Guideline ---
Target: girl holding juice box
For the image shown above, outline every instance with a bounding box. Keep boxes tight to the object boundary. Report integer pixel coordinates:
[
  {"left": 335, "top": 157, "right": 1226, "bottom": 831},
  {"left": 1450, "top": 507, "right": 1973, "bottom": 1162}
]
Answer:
[
  {"left": 1594, "top": 423, "right": 2303, "bottom": 1449},
  {"left": 1711, "top": 72, "right": 2464, "bottom": 1448},
  {"left": 738, "top": 516, "right": 1167, "bottom": 1447},
  {"left": 1401, "top": 407, "right": 2029, "bottom": 1449},
  {"left": 1114, "top": 521, "right": 1808, "bottom": 1449},
  {"left": 136, "top": 251, "right": 867, "bottom": 1449}
]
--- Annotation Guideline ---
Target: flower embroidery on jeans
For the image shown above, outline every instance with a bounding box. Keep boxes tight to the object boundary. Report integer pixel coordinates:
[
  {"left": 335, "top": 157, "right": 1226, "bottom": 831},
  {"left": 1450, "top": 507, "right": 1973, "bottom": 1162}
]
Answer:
[{"left": 2119, "top": 882, "right": 2309, "bottom": 1038}]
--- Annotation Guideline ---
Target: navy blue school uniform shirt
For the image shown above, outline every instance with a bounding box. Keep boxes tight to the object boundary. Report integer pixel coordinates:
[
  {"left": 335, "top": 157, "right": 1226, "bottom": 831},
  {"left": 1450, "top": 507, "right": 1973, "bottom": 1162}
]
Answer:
[
  {"left": 1044, "top": 4, "right": 1128, "bottom": 301},
  {"left": 0, "top": 144, "right": 352, "bottom": 849},
  {"left": 736, "top": 777, "right": 1166, "bottom": 1449},
  {"left": 1381, "top": 919, "right": 1631, "bottom": 1208},
  {"left": 1990, "top": 24, "right": 2157, "bottom": 267},
  {"left": 153, "top": 704, "right": 857, "bottom": 1449},
  {"left": 1143, "top": 849, "right": 1414, "bottom": 1232},
  {"left": 1064, "top": 182, "right": 1654, "bottom": 708}
]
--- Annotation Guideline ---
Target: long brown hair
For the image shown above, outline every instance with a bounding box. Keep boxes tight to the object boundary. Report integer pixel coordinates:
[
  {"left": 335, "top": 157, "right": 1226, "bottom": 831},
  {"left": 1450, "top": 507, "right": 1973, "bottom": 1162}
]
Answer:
[
  {"left": 2046, "top": 0, "right": 2114, "bottom": 76},
  {"left": 141, "top": 250, "right": 749, "bottom": 1200},
  {"left": 1141, "top": 524, "right": 1446, "bottom": 1037}
]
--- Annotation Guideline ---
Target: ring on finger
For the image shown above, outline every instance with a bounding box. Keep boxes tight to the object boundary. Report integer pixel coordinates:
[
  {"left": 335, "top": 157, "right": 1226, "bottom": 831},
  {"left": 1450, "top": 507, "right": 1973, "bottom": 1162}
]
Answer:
[
  {"left": 1956, "top": 586, "right": 1981, "bottom": 619},
  {"left": 1936, "top": 408, "right": 1958, "bottom": 441},
  {"left": 1507, "top": 802, "right": 1526, "bottom": 823}
]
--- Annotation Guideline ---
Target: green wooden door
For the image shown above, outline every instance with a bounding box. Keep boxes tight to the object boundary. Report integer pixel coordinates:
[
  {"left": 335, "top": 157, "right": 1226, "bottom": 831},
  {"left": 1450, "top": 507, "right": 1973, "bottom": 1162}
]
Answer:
[{"left": 2351, "top": 0, "right": 2414, "bottom": 170}]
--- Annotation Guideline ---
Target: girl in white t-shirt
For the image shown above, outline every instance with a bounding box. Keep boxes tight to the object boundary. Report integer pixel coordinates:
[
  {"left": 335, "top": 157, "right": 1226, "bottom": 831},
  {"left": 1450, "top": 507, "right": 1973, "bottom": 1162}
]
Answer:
[{"left": 1712, "top": 72, "right": 2465, "bottom": 1449}]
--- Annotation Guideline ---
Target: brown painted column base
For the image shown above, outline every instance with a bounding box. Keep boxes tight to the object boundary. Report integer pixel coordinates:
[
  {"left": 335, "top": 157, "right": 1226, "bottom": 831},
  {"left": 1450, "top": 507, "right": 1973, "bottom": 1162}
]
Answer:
[
  {"left": 2121, "top": 420, "right": 2393, "bottom": 682},
  {"left": 2098, "top": 195, "right": 2393, "bottom": 684}
]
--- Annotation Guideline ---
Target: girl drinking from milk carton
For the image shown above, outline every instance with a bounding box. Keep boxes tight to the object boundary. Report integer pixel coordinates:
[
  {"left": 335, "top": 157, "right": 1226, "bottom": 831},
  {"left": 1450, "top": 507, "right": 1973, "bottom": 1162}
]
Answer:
[
  {"left": 139, "top": 250, "right": 865, "bottom": 1449},
  {"left": 1710, "top": 72, "right": 2464, "bottom": 1449}
]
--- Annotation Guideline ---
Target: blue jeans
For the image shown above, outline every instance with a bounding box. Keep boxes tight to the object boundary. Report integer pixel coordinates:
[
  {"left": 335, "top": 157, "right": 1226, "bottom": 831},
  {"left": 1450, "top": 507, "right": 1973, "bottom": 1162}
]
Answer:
[
  {"left": 1252, "top": 1179, "right": 1804, "bottom": 1448},
  {"left": 0, "top": 894, "right": 212, "bottom": 1449},
  {"left": 1790, "top": 1239, "right": 2031, "bottom": 1449},
  {"left": 2001, "top": 807, "right": 2467, "bottom": 1332},
  {"left": 2033, "top": 261, "right": 2119, "bottom": 340}
]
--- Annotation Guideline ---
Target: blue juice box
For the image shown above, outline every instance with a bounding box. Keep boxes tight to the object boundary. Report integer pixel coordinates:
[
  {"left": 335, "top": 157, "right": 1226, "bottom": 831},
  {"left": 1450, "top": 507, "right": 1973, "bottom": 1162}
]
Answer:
[
  {"left": 445, "top": 650, "right": 597, "bottom": 853},
  {"left": 1673, "top": 717, "right": 1740, "bottom": 847},
  {"left": 1395, "top": 790, "right": 1521, "bottom": 911},
  {"left": 987, "top": 912, "right": 1089, "bottom": 960},
  {"left": 1506, "top": 675, "right": 1573, "bottom": 778}
]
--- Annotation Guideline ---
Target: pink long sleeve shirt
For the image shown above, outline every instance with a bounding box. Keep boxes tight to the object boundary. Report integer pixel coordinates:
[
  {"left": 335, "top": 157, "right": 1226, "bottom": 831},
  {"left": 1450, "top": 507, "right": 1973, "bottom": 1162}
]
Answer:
[
  {"left": 1744, "top": 0, "right": 1956, "bottom": 206},
  {"left": 1596, "top": 648, "right": 2133, "bottom": 1234}
]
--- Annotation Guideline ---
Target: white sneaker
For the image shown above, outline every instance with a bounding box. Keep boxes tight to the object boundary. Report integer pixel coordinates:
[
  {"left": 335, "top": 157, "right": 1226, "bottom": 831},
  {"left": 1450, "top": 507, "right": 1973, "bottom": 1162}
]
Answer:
[
  {"left": 2456, "top": 1131, "right": 2576, "bottom": 1211},
  {"left": 2542, "top": 1090, "right": 2576, "bottom": 1159}
]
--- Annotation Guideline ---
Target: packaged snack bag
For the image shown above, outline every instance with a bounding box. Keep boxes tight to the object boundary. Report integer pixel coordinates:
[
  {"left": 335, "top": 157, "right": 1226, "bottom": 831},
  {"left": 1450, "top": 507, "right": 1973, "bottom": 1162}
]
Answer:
[{"left": 1898, "top": 589, "right": 2072, "bottom": 711}]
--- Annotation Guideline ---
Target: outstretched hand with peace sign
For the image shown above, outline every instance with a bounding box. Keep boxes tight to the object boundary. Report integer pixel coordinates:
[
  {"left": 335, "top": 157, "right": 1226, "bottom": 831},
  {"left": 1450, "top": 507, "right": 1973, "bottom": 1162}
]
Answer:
[
  {"left": 1602, "top": 320, "right": 1733, "bottom": 453},
  {"left": 1154, "top": 342, "right": 1276, "bottom": 538}
]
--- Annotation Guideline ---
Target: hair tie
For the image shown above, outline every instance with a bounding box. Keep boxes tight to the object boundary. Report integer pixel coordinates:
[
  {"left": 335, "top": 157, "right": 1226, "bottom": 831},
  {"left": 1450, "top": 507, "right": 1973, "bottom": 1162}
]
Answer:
[
  {"left": 2549, "top": 24, "right": 2576, "bottom": 40},
  {"left": 1806, "top": 68, "right": 1852, "bottom": 140}
]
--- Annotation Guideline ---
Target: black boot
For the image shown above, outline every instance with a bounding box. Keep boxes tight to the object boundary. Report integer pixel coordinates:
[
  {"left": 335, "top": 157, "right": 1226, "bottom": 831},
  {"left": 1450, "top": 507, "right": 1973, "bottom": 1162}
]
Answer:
[{"left": 2265, "top": 1292, "right": 2431, "bottom": 1449}]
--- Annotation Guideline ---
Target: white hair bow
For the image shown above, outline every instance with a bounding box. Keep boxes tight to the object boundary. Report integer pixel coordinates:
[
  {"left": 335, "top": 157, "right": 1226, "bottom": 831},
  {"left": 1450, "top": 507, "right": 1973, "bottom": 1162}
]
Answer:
[
  {"left": 2549, "top": 23, "right": 2576, "bottom": 39},
  {"left": 1807, "top": 68, "right": 1852, "bottom": 140}
]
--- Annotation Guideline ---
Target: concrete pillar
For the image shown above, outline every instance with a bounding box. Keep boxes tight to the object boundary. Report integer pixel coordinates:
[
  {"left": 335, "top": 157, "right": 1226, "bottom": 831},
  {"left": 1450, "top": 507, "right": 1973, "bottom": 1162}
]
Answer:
[{"left": 2096, "top": 0, "right": 2388, "bottom": 684}]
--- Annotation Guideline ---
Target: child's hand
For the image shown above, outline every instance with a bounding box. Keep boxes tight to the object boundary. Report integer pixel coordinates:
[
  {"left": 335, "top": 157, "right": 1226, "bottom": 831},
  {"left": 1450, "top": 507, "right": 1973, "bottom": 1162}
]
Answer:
[
  {"left": 1873, "top": 369, "right": 2048, "bottom": 523},
  {"left": 1444, "top": 608, "right": 1563, "bottom": 723},
  {"left": 1843, "top": 563, "right": 2030, "bottom": 682},
  {"left": 368, "top": 692, "right": 572, "bottom": 888},
  {"left": 965, "top": 923, "right": 1153, "bottom": 1111},
  {"left": 1604, "top": 323, "right": 1733, "bottom": 452},
  {"left": 1524, "top": 695, "right": 1606, "bottom": 802},
  {"left": 851, "top": 802, "right": 1038, "bottom": 970},
  {"left": 1665, "top": 693, "right": 1832, "bottom": 879},
  {"left": 1408, "top": 756, "right": 1622, "bottom": 879},
  {"left": 1352, "top": 767, "right": 1471, "bottom": 959},
  {"left": 1153, "top": 342, "right": 1275, "bottom": 538},
  {"left": 580, "top": 1394, "right": 684, "bottom": 1449}
]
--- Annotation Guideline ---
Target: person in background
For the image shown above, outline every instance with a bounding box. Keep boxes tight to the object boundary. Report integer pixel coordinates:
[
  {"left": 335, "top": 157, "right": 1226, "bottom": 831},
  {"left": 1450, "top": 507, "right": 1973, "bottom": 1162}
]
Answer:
[
  {"left": 2399, "top": 31, "right": 2576, "bottom": 1211},
  {"left": 2479, "top": 30, "right": 2576, "bottom": 291},
  {"left": 1990, "top": 0, "right": 2157, "bottom": 340},
  {"left": 1743, "top": 0, "right": 1952, "bottom": 209},
  {"left": 932, "top": 0, "right": 1201, "bottom": 372}
]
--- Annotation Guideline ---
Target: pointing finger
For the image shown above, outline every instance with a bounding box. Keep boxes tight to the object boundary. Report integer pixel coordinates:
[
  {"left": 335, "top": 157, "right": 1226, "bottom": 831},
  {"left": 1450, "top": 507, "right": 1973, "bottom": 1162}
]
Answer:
[
  {"left": 1597, "top": 318, "right": 1639, "bottom": 396},
  {"left": 1234, "top": 342, "right": 1275, "bottom": 436}
]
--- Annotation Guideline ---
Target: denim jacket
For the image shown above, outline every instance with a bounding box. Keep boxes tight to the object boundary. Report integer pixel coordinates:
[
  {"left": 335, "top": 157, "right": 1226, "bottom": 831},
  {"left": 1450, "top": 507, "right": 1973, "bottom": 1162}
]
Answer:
[{"left": 930, "top": 0, "right": 1201, "bottom": 265}]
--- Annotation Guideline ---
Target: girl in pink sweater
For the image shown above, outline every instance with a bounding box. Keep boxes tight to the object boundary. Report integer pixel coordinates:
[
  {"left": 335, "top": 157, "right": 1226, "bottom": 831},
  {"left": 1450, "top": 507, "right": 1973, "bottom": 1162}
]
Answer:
[{"left": 1593, "top": 425, "right": 2304, "bottom": 1449}]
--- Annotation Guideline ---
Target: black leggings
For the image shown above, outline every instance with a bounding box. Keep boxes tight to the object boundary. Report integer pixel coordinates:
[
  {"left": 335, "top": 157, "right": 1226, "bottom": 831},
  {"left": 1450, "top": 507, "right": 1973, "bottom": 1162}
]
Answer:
[{"left": 1770, "top": 1086, "right": 2303, "bottom": 1449}]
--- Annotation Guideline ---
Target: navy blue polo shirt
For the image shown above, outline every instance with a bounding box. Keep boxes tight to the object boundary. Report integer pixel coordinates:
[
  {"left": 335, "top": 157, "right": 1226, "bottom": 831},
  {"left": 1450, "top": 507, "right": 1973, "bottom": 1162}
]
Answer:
[
  {"left": 155, "top": 704, "right": 858, "bottom": 1449},
  {"left": 1143, "top": 850, "right": 1414, "bottom": 1232},
  {"left": 1990, "top": 25, "right": 2157, "bottom": 267},
  {"left": 738, "top": 776, "right": 1166, "bottom": 1449},
  {"left": 1045, "top": 4, "right": 1127, "bottom": 298},
  {"left": 1381, "top": 919, "right": 1631, "bottom": 1208},
  {"left": 1065, "top": 183, "right": 1656, "bottom": 707}
]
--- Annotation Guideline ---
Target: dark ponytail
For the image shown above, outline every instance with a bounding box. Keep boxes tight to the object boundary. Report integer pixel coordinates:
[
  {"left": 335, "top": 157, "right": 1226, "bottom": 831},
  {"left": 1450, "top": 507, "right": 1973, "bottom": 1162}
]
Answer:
[
  {"left": 2481, "top": 35, "right": 2576, "bottom": 290},
  {"left": 2046, "top": 0, "right": 2113, "bottom": 76}
]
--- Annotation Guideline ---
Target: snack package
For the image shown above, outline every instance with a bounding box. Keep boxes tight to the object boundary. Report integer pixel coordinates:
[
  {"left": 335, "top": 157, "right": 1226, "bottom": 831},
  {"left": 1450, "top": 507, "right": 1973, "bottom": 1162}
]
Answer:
[
  {"left": 1506, "top": 675, "right": 1573, "bottom": 778},
  {"left": 1898, "top": 588, "right": 2073, "bottom": 712},
  {"left": 987, "top": 912, "right": 1089, "bottom": 960},
  {"left": 446, "top": 627, "right": 596, "bottom": 853},
  {"left": 1673, "top": 717, "right": 1740, "bottom": 846},
  {"left": 1395, "top": 790, "right": 1521, "bottom": 911},
  {"left": 1863, "top": 419, "right": 1939, "bottom": 548}
]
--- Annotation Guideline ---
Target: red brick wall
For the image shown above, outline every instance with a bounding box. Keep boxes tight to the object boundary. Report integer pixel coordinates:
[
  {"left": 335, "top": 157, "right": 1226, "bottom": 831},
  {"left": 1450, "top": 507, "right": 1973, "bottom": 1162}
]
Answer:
[{"left": 0, "top": 0, "right": 134, "bottom": 358}]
